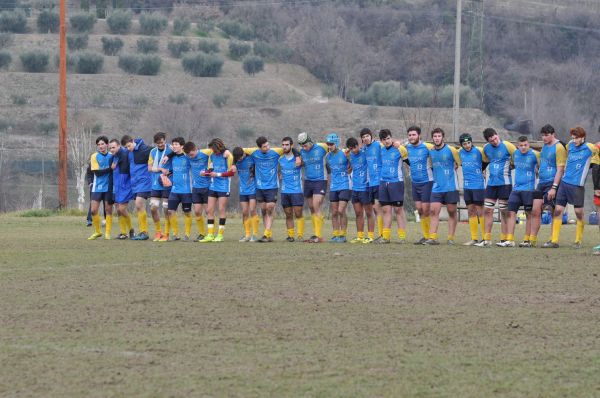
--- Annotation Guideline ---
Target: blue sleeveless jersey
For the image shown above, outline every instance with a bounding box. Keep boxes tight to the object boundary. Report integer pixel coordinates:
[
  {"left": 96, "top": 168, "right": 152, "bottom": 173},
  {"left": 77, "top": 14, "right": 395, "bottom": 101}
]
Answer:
[
  {"left": 513, "top": 149, "right": 539, "bottom": 191},
  {"left": 279, "top": 154, "right": 303, "bottom": 194},
  {"left": 348, "top": 150, "right": 368, "bottom": 192},
  {"left": 326, "top": 150, "right": 350, "bottom": 191},
  {"left": 459, "top": 147, "right": 486, "bottom": 190},
  {"left": 429, "top": 144, "right": 460, "bottom": 193},
  {"left": 406, "top": 142, "right": 433, "bottom": 184}
]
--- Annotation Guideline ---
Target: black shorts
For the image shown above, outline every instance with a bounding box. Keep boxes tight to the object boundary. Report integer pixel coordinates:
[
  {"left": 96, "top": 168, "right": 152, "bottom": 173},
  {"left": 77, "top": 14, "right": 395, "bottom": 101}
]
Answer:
[
  {"left": 508, "top": 190, "right": 534, "bottom": 212},
  {"left": 303, "top": 180, "right": 326, "bottom": 198},
  {"left": 555, "top": 182, "right": 585, "bottom": 208},
  {"left": 351, "top": 190, "right": 371, "bottom": 205},
  {"left": 281, "top": 193, "right": 304, "bottom": 208},
  {"left": 208, "top": 190, "right": 230, "bottom": 198},
  {"left": 239, "top": 194, "right": 257, "bottom": 203},
  {"left": 135, "top": 191, "right": 151, "bottom": 200},
  {"left": 430, "top": 190, "right": 459, "bottom": 205},
  {"left": 463, "top": 189, "right": 485, "bottom": 206},
  {"left": 256, "top": 188, "right": 277, "bottom": 203},
  {"left": 91, "top": 191, "right": 114, "bottom": 205},
  {"left": 150, "top": 188, "right": 171, "bottom": 199},
  {"left": 330, "top": 189, "right": 351, "bottom": 202},
  {"left": 168, "top": 192, "right": 192, "bottom": 212},
  {"left": 192, "top": 188, "right": 209, "bottom": 204},
  {"left": 485, "top": 184, "right": 511, "bottom": 201},
  {"left": 378, "top": 181, "right": 404, "bottom": 207}
]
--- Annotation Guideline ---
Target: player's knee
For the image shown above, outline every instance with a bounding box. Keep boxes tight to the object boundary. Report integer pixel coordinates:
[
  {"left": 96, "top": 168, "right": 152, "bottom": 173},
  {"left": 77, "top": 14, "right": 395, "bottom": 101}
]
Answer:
[
  {"left": 498, "top": 201, "right": 508, "bottom": 211},
  {"left": 162, "top": 200, "right": 169, "bottom": 210}
]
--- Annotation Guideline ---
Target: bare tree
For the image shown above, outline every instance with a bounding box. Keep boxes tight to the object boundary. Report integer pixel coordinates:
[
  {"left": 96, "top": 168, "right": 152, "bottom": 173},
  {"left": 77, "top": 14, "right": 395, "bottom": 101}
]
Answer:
[{"left": 68, "top": 113, "right": 97, "bottom": 211}]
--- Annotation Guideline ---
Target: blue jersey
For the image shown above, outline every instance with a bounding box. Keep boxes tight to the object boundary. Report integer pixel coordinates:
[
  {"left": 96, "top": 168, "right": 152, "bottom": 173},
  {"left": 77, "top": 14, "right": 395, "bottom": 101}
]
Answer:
[
  {"left": 459, "top": 146, "right": 487, "bottom": 190},
  {"left": 209, "top": 153, "right": 233, "bottom": 193},
  {"left": 380, "top": 145, "right": 408, "bottom": 183},
  {"left": 363, "top": 141, "right": 382, "bottom": 187},
  {"left": 128, "top": 138, "right": 153, "bottom": 193},
  {"left": 279, "top": 154, "right": 303, "bottom": 194},
  {"left": 170, "top": 153, "right": 192, "bottom": 194},
  {"left": 512, "top": 149, "right": 539, "bottom": 191},
  {"left": 348, "top": 150, "right": 368, "bottom": 192},
  {"left": 188, "top": 149, "right": 211, "bottom": 189},
  {"left": 406, "top": 142, "right": 433, "bottom": 184},
  {"left": 148, "top": 146, "right": 172, "bottom": 191},
  {"left": 90, "top": 151, "right": 113, "bottom": 193},
  {"left": 236, "top": 155, "right": 256, "bottom": 195},
  {"left": 326, "top": 150, "right": 350, "bottom": 192},
  {"left": 300, "top": 143, "right": 328, "bottom": 181},
  {"left": 247, "top": 148, "right": 285, "bottom": 189},
  {"left": 562, "top": 141, "right": 600, "bottom": 187},
  {"left": 483, "top": 140, "right": 516, "bottom": 186},
  {"left": 430, "top": 144, "right": 460, "bottom": 193},
  {"left": 539, "top": 141, "right": 567, "bottom": 185}
]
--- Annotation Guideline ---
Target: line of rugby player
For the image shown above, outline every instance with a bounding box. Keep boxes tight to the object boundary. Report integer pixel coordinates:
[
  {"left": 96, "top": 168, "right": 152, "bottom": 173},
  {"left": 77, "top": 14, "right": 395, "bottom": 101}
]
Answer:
[{"left": 86, "top": 125, "right": 600, "bottom": 252}]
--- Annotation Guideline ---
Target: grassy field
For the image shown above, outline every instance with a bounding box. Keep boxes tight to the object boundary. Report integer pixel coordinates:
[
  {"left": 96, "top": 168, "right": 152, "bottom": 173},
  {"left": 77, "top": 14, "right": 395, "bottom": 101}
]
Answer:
[{"left": 1, "top": 214, "right": 600, "bottom": 397}]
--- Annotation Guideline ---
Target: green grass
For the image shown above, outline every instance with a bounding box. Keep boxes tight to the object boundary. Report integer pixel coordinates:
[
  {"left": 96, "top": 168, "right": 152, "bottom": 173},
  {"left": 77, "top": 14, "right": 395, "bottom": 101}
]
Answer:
[{"left": 1, "top": 215, "right": 600, "bottom": 397}]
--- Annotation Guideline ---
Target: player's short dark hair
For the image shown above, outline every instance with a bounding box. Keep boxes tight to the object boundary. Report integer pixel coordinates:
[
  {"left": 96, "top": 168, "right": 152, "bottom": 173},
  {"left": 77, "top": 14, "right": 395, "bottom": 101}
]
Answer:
[
  {"left": 540, "top": 124, "right": 555, "bottom": 136},
  {"left": 378, "top": 129, "right": 392, "bottom": 140},
  {"left": 256, "top": 136, "right": 268, "bottom": 148},
  {"left": 172, "top": 137, "right": 185, "bottom": 146},
  {"left": 359, "top": 128, "right": 372, "bottom": 138},
  {"left": 109, "top": 138, "right": 119, "bottom": 145},
  {"left": 282, "top": 136, "right": 293, "bottom": 145},
  {"left": 96, "top": 135, "right": 109, "bottom": 145},
  {"left": 518, "top": 136, "right": 528, "bottom": 142},
  {"left": 407, "top": 125, "right": 421, "bottom": 135},
  {"left": 431, "top": 127, "right": 445, "bottom": 138},
  {"left": 183, "top": 141, "right": 196, "bottom": 154},
  {"left": 346, "top": 137, "right": 359, "bottom": 148},
  {"left": 570, "top": 126, "right": 586, "bottom": 138},
  {"left": 120, "top": 135, "right": 133, "bottom": 146},
  {"left": 232, "top": 147, "right": 245, "bottom": 164},
  {"left": 483, "top": 128, "right": 497, "bottom": 141},
  {"left": 153, "top": 132, "right": 166, "bottom": 143}
]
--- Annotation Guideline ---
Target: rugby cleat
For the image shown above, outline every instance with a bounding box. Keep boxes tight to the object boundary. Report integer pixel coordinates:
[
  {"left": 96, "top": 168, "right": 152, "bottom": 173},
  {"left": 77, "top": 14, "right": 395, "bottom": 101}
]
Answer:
[
  {"left": 397, "top": 238, "right": 406, "bottom": 244},
  {"left": 362, "top": 237, "right": 373, "bottom": 244},
  {"left": 153, "top": 232, "right": 163, "bottom": 241},
  {"left": 337, "top": 236, "right": 347, "bottom": 243},
  {"left": 573, "top": 242, "right": 582, "bottom": 249},
  {"left": 129, "top": 229, "right": 135, "bottom": 239},
  {"left": 239, "top": 236, "right": 251, "bottom": 242},
  {"left": 182, "top": 235, "right": 190, "bottom": 242},
  {"left": 286, "top": 236, "right": 295, "bottom": 242},
  {"left": 117, "top": 233, "right": 128, "bottom": 240},
  {"left": 213, "top": 234, "right": 224, "bottom": 242},
  {"left": 199, "top": 234, "right": 215, "bottom": 243},
  {"left": 518, "top": 241, "right": 531, "bottom": 248},
  {"left": 169, "top": 235, "right": 180, "bottom": 242},
  {"left": 462, "top": 239, "right": 479, "bottom": 246},
  {"left": 447, "top": 240, "right": 455, "bottom": 245},
  {"left": 257, "top": 235, "right": 273, "bottom": 243},
  {"left": 350, "top": 237, "right": 364, "bottom": 243},
  {"left": 87, "top": 232, "right": 102, "bottom": 240},
  {"left": 474, "top": 240, "right": 492, "bottom": 247},
  {"left": 158, "top": 234, "right": 169, "bottom": 242},
  {"left": 414, "top": 237, "right": 427, "bottom": 245},
  {"left": 374, "top": 238, "right": 391, "bottom": 244},
  {"left": 423, "top": 239, "right": 440, "bottom": 245},
  {"left": 542, "top": 241, "right": 559, "bottom": 248},
  {"left": 249, "top": 235, "right": 259, "bottom": 242},
  {"left": 304, "top": 235, "right": 323, "bottom": 243},
  {"left": 496, "top": 240, "right": 515, "bottom": 247},
  {"left": 194, "top": 234, "right": 205, "bottom": 242}
]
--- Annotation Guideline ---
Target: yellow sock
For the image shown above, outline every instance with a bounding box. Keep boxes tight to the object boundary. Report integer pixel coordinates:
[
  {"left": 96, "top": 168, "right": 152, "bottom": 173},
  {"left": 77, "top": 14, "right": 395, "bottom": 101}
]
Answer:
[
  {"left": 507, "top": 233, "right": 514, "bottom": 242},
  {"left": 287, "top": 228, "right": 295, "bottom": 238},
  {"left": 420, "top": 217, "right": 429, "bottom": 239},
  {"left": 207, "top": 222, "right": 214, "bottom": 235},
  {"left": 243, "top": 218, "right": 251, "bottom": 237},
  {"left": 311, "top": 215, "right": 317, "bottom": 236},
  {"left": 265, "top": 229, "right": 272, "bottom": 238},
  {"left": 169, "top": 214, "right": 179, "bottom": 236},
  {"left": 524, "top": 234, "right": 530, "bottom": 242},
  {"left": 382, "top": 228, "right": 391, "bottom": 240},
  {"left": 468, "top": 216, "right": 479, "bottom": 241},
  {"left": 333, "top": 229, "right": 339, "bottom": 237},
  {"left": 315, "top": 215, "right": 323, "bottom": 238},
  {"left": 297, "top": 217, "right": 305, "bottom": 237},
  {"left": 530, "top": 235, "right": 537, "bottom": 244},
  {"left": 575, "top": 220, "right": 584, "bottom": 243},
  {"left": 105, "top": 215, "right": 113, "bottom": 237},
  {"left": 125, "top": 214, "right": 132, "bottom": 232},
  {"left": 478, "top": 215, "right": 485, "bottom": 237},
  {"left": 368, "top": 231, "right": 374, "bottom": 239},
  {"left": 138, "top": 211, "right": 148, "bottom": 233},
  {"left": 341, "top": 229, "right": 347, "bottom": 237},
  {"left": 183, "top": 213, "right": 192, "bottom": 237},
  {"left": 218, "top": 225, "right": 225, "bottom": 236},
  {"left": 252, "top": 215, "right": 260, "bottom": 236},
  {"left": 119, "top": 216, "right": 127, "bottom": 234},
  {"left": 154, "top": 220, "right": 161, "bottom": 234},
  {"left": 163, "top": 216, "right": 170, "bottom": 235},
  {"left": 447, "top": 234, "right": 454, "bottom": 241},
  {"left": 377, "top": 215, "right": 384, "bottom": 237},
  {"left": 551, "top": 216, "right": 562, "bottom": 243},
  {"left": 500, "top": 233, "right": 507, "bottom": 241},
  {"left": 92, "top": 214, "right": 101, "bottom": 234},
  {"left": 430, "top": 232, "right": 438, "bottom": 240},
  {"left": 196, "top": 216, "right": 205, "bottom": 235},
  {"left": 423, "top": 216, "right": 431, "bottom": 239},
  {"left": 357, "top": 231, "right": 364, "bottom": 239},
  {"left": 484, "top": 232, "right": 491, "bottom": 241},
  {"left": 397, "top": 228, "right": 406, "bottom": 240}
]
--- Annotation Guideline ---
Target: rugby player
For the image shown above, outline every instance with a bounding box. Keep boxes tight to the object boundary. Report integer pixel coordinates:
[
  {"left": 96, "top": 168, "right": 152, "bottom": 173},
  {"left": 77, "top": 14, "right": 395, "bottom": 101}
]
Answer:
[
  {"left": 108, "top": 138, "right": 134, "bottom": 240},
  {"left": 424, "top": 128, "right": 460, "bottom": 245},
  {"left": 325, "top": 133, "right": 350, "bottom": 242},
  {"left": 232, "top": 147, "right": 259, "bottom": 242},
  {"left": 346, "top": 137, "right": 373, "bottom": 243},
  {"left": 475, "top": 128, "right": 517, "bottom": 247},
  {"left": 543, "top": 127, "right": 599, "bottom": 248},
  {"left": 166, "top": 137, "right": 193, "bottom": 241},
  {"left": 360, "top": 128, "right": 384, "bottom": 241},
  {"left": 122, "top": 135, "right": 153, "bottom": 241},
  {"left": 497, "top": 136, "right": 539, "bottom": 247},
  {"left": 278, "top": 137, "right": 305, "bottom": 242},
  {"left": 87, "top": 135, "right": 114, "bottom": 240},
  {"left": 148, "top": 132, "right": 172, "bottom": 242}
]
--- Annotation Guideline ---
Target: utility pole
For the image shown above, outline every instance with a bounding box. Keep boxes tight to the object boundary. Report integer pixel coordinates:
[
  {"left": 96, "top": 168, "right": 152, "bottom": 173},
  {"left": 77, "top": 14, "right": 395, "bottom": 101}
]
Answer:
[
  {"left": 452, "top": 0, "right": 462, "bottom": 142},
  {"left": 58, "top": 0, "right": 68, "bottom": 208}
]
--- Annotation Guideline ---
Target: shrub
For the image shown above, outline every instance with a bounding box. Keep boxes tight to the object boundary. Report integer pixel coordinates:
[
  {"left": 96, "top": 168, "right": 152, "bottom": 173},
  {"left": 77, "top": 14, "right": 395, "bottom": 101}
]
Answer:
[
  {"left": 218, "top": 19, "right": 254, "bottom": 40},
  {"left": 242, "top": 55, "right": 264, "bottom": 76},
  {"left": 212, "top": 93, "right": 229, "bottom": 108},
  {"left": 37, "top": 9, "right": 59, "bottom": 33},
  {"left": 197, "top": 39, "right": 219, "bottom": 53},
  {"left": 172, "top": 17, "right": 189, "bottom": 36},
  {"left": 54, "top": 52, "right": 77, "bottom": 71},
  {"left": 106, "top": 9, "right": 131, "bottom": 34},
  {"left": 67, "top": 34, "right": 88, "bottom": 50},
  {"left": 101, "top": 36, "right": 123, "bottom": 55},
  {"left": 195, "top": 18, "right": 214, "bottom": 37},
  {"left": 168, "top": 93, "right": 186, "bottom": 104},
  {"left": 20, "top": 209, "right": 55, "bottom": 217},
  {"left": 439, "top": 84, "right": 479, "bottom": 108},
  {"left": 11, "top": 94, "right": 27, "bottom": 105},
  {"left": 20, "top": 51, "right": 49, "bottom": 72},
  {"left": 167, "top": 39, "right": 191, "bottom": 58},
  {"left": 76, "top": 52, "right": 103, "bottom": 74},
  {"left": 136, "top": 37, "right": 158, "bottom": 53},
  {"left": 362, "top": 81, "right": 403, "bottom": 106},
  {"left": 118, "top": 54, "right": 160, "bottom": 75},
  {"left": 0, "top": 10, "right": 28, "bottom": 33},
  {"left": 228, "top": 40, "right": 250, "bottom": 60},
  {"left": 405, "top": 81, "right": 434, "bottom": 107},
  {"left": 0, "top": 32, "right": 13, "bottom": 48},
  {"left": 138, "top": 12, "right": 167, "bottom": 35},
  {"left": 0, "top": 51, "right": 11, "bottom": 68},
  {"left": 69, "top": 12, "right": 96, "bottom": 33},
  {"left": 182, "top": 52, "right": 223, "bottom": 77},
  {"left": 253, "top": 41, "right": 272, "bottom": 58}
]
